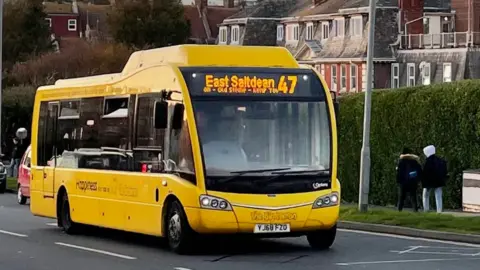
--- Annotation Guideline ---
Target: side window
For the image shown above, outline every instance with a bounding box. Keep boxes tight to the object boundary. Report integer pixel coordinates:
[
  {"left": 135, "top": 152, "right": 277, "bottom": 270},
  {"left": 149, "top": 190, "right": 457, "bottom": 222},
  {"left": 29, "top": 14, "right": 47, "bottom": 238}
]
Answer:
[
  {"left": 37, "top": 102, "right": 49, "bottom": 166},
  {"left": 133, "top": 94, "right": 165, "bottom": 173},
  {"left": 57, "top": 96, "right": 133, "bottom": 172},
  {"left": 136, "top": 95, "right": 165, "bottom": 148},
  {"left": 169, "top": 104, "right": 196, "bottom": 184},
  {"left": 57, "top": 100, "right": 81, "bottom": 156},
  {"left": 101, "top": 96, "right": 129, "bottom": 150}
]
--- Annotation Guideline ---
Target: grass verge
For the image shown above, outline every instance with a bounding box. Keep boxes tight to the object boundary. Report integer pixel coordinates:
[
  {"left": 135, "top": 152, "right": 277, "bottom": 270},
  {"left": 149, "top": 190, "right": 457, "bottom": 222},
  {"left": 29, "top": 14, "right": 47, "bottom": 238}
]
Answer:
[
  {"left": 6, "top": 177, "right": 17, "bottom": 191},
  {"left": 340, "top": 205, "right": 480, "bottom": 235}
]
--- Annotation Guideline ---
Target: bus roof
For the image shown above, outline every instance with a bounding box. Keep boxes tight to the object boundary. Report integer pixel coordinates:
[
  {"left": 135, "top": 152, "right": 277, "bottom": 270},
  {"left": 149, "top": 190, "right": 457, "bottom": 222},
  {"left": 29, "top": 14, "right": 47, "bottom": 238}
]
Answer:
[{"left": 42, "top": 45, "right": 300, "bottom": 90}]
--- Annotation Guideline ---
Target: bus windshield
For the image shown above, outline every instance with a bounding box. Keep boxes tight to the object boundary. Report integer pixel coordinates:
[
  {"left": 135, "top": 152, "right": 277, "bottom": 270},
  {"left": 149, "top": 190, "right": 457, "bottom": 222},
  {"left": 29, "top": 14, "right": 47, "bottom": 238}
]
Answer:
[
  {"left": 181, "top": 66, "right": 333, "bottom": 193},
  {"left": 193, "top": 100, "right": 331, "bottom": 176}
]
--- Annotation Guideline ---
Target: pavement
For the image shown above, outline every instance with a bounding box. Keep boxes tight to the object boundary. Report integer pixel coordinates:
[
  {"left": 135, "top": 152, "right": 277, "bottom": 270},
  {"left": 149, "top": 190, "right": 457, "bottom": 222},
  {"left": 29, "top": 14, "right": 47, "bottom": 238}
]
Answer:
[{"left": 2, "top": 194, "right": 480, "bottom": 270}]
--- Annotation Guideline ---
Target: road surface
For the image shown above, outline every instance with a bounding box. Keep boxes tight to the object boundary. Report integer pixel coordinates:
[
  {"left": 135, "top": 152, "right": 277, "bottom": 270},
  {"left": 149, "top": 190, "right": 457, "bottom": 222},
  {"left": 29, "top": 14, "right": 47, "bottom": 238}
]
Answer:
[{"left": 1, "top": 193, "right": 479, "bottom": 270}]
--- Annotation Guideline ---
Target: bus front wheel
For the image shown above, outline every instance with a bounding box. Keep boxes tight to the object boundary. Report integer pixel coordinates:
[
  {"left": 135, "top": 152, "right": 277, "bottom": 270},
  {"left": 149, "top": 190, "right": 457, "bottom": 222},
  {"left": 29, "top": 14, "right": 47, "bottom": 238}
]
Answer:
[
  {"left": 166, "top": 200, "right": 195, "bottom": 254},
  {"left": 60, "top": 192, "right": 80, "bottom": 234},
  {"left": 306, "top": 224, "right": 337, "bottom": 250}
]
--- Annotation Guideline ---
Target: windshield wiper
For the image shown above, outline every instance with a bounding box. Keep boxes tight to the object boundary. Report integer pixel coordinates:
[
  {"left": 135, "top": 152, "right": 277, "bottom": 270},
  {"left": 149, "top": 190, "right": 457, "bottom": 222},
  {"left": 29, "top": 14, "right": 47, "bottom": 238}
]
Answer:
[
  {"left": 270, "top": 169, "right": 330, "bottom": 175},
  {"left": 216, "top": 168, "right": 291, "bottom": 183},
  {"left": 256, "top": 169, "right": 331, "bottom": 184}
]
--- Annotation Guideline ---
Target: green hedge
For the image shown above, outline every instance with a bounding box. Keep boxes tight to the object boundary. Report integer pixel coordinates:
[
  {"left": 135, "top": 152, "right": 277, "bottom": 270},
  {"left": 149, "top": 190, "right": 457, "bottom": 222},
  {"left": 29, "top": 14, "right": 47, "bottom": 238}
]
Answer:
[{"left": 338, "top": 80, "right": 480, "bottom": 209}]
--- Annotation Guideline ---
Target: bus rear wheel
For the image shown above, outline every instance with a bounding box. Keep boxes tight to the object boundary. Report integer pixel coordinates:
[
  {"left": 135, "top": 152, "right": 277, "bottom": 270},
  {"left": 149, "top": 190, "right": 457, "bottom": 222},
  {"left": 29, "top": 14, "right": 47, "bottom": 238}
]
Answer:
[
  {"left": 60, "top": 192, "right": 80, "bottom": 234},
  {"left": 166, "top": 200, "right": 195, "bottom": 254},
  {"left": 307, "top": 224, "right": 337, "bottom": 250}
]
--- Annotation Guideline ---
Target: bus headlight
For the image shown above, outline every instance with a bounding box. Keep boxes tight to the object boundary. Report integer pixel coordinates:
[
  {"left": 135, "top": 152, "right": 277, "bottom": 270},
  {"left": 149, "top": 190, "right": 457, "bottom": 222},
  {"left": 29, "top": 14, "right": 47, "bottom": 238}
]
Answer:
[
  {"left": 312, "top": 192, "right": 339, "bottom": 209},
  {"left": 199, "top": 195, "right": 232, "bottom": 211}
]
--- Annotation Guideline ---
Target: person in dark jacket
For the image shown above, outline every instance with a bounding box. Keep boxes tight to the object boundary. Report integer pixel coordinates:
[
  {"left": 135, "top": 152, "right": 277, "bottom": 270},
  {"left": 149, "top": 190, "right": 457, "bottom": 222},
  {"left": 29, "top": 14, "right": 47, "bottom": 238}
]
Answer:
[
  {"left": 422, "top": 145, "right": 447, "bottom": 213},
  {"left": 396, "top": 147, "right": 422, "bottom": 212}
]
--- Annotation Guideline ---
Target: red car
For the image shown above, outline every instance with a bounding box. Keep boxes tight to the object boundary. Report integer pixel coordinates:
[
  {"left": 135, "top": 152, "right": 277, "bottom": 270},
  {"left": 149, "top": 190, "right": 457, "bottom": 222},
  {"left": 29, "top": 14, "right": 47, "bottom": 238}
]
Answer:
[{"left": 17, "top": 145, "right": 31, "bottom": 205}]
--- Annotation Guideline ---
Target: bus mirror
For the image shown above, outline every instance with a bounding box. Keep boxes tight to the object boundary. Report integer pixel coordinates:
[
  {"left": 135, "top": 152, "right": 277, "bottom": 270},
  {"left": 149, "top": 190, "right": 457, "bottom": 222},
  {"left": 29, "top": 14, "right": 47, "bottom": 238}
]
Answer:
[
  {"left": 172, "top": 103, "right": 184, "bottom": 130},
  {"left": 154, "top": 101, "right": 168, "bottom": 129}
]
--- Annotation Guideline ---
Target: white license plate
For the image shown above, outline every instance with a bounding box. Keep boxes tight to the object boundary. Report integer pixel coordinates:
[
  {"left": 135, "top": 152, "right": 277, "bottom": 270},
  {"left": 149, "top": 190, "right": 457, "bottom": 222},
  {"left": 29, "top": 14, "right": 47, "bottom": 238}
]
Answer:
[{"left": 254, "top": 223, "right": 290, "bottom": 233}]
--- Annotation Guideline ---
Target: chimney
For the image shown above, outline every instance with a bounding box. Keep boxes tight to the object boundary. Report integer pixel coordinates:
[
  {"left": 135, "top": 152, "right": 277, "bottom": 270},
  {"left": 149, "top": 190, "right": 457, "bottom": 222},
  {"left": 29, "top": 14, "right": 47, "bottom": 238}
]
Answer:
[
  {"left": 195, "top": 0, "right": 207, "bottom": 8},
  {"left": 224, "top": 0, "right": 234, "bottom": 8},
  {"left": 399, "top": 0, "right": 425, "bottom": 35}
]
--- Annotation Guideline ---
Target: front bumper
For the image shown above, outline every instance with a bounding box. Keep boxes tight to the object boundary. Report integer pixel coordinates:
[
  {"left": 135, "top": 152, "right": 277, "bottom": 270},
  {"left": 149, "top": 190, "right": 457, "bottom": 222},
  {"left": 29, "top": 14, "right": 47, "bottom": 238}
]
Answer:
[{"left": 184, "top": 203, "right": 339, "bottom": 235}]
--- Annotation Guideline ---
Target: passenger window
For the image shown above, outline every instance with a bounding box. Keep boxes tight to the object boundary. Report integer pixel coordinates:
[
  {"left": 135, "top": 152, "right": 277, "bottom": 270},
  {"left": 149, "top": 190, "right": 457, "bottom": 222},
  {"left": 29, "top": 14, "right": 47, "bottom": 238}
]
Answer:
[
  {"left": 169, "top": 104, "right": 196, "bottom": 183},
  {"left": 134, "top": 94, "right": 165, "bottom": 173},
  {"left": 136, "top": 95, "right": 165, "bottom": 148},
  {"left": 54, "top": 96, "right": 133, "bottom": 171},
  {"left": 103, "top": 97, "right": 128, "bottom": 118},
  {"left": 37, "top": 102, "right": 50, "bottom": 166},
  {"left": 57, "top": 100, "right": 81, "bottom": 155}
]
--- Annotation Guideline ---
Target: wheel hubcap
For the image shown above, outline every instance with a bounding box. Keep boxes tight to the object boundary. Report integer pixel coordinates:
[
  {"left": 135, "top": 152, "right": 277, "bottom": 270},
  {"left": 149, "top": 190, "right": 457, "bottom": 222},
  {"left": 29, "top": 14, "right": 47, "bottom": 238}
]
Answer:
[{"left": 168, "top": 213, "right": 181, "bottom": 242}]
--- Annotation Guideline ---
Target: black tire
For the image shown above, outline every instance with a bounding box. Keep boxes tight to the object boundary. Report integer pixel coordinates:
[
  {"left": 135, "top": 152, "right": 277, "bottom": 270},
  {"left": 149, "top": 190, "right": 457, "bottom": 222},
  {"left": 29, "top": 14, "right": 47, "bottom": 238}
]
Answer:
[
  {"left": 0, "top": 180, "right": 6, "bottom": 194},
  {"left": 17, "top": 185, "right": 27, "bottom": 205},
  {"left": 59, "top": 192, "right": 80, "bottom": 234},
  {"left": 307, "top": 224, "right": 337, "bottom": 250},
  {"left": 166, "top": 200, "right": 196, "bottom": 254}
]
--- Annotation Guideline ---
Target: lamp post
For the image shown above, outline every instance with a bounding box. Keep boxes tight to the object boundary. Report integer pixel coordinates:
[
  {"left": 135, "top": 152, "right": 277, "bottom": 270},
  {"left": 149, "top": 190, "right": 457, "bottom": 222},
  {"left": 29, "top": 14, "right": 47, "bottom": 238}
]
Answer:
[
  {"left": 358, "top": 0, "right": 376, "bottom": 212},
  {"left": 0, "top": 0, "right": 4, "bottom": 155}
]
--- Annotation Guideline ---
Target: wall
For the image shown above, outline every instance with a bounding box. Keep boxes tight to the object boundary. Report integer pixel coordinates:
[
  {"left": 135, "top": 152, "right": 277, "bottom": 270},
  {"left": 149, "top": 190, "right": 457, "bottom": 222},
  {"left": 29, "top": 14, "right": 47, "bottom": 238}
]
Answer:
[
  {"left": 399, "top": 0, "right": 424, "bottom": 35},
  {"left": 374, "top": 63, "right": 393, "bottom": 89},
  {"left": 451, "top": 0, "right": 470, "bottom": 32},
  {"left": 322, "top": 62, "right": 364, "bottom": 94},
  {"left": 49, "top": 15, "right": 80, "bottom": 39}
]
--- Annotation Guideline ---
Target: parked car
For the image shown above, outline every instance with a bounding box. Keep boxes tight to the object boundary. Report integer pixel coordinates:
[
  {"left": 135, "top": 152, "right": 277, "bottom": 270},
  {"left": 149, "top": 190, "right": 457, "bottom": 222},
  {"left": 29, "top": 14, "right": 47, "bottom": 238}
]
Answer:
[
  {"left": 0, "top": 161, "right": 6, "bottom": 194},
  {"left": 17, "top": 146, "right": 31, "bottom": 204}
]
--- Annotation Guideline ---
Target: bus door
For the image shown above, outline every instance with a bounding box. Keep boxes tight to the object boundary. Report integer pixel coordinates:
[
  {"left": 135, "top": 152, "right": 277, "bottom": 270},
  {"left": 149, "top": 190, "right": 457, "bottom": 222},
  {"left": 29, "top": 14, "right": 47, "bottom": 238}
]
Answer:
[{"left": 43, "top": 102, "right": 59, "bottom": 198}]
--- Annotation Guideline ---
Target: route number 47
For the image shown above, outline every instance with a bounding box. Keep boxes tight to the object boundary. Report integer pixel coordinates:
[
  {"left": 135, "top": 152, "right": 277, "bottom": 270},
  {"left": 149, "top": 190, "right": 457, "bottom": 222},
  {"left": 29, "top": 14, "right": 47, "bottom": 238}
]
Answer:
[{"left": 278, "top": 76, "right": 298, "bottom": 94}]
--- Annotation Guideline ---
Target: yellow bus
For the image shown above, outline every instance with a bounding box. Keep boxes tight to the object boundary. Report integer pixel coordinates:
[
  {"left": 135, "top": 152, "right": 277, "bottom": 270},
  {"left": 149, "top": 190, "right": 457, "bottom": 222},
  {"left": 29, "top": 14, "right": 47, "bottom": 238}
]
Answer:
[{"left": 30, "top": 45, "right": 340, "bottom": 254}]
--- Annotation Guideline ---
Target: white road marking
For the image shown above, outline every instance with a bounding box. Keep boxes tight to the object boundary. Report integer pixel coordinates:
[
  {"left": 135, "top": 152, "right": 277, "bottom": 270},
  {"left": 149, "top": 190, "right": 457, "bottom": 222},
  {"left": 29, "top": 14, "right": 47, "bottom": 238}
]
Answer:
[
  {"left": 174, "top": 268, "right": 193, "bottom": 270},
  {"left": 54, "top": 242, "right": 136, "bottom": 260},
  {"left": 399, "top": 246, "right": 421, "bottom": 254},
  {"left": 339, "top": 228, "right": 480, "bottom": 247},
  {"left": 412, "top": 246, "right": 480, "bottom": 250},
  {"left": 0, "top": 229, "right": 28, "bottom": 238},
  {"left": 46, "top": 223, "right": 57, "bottom": 226},
  {"left": 336, "top": 257, "right": 480, "bottom": 266}
]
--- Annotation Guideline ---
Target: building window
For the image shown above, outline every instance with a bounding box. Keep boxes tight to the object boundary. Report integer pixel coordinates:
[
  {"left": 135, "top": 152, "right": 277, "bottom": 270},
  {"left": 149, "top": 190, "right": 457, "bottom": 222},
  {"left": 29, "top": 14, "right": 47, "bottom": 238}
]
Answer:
[
  {"left": 407, "top": 63, "right": 415, "bottom": 87},
  {"left": 422, "top": 62, "right": 431, "bottom": 85},
  {"left": 331, "top": 65, "right": 337, "bottom": 91},
  {"left": 306, "top": 22, "right": 314, "bottom": 40},
  {"left": 286, "top": 24, "right": 300, "bottom": 42},
  {"left": 231, "top": 25, "right": 240, "bottom": 44},
  {"left": 332, "top": 18, "right": 345, "bottom": 37},
  {"left": 321, "top": 22, "right": 329, "bottom": 39},
  {"left": 443, "top": 62, "right": 452, "bottom": 82},
  {"left": 350, "top": 16, "right": 363, "bottom": 36},
  {"left": 350, "top": 64, "right": 358, "bottom": 91},
  {"left": 219, "top": 26, "right": 227, "bottom": 44},
  {"left": 340, "top": 64, "right": 347, "bottom": 90},
  {"left": 277, "top": 25, "right": 284, "bottom": 41},
  {"left": 391, "top": 63, "right": 399, "bottom": 88},
  {"left": 68, "top": 19, "right": 77, "bottom": 31},
  {"left": 423, "top": 17, "right": 430, "bottom": 34},
  {"left": 45, "top": 18, "right": 52, "bottom": 27}
]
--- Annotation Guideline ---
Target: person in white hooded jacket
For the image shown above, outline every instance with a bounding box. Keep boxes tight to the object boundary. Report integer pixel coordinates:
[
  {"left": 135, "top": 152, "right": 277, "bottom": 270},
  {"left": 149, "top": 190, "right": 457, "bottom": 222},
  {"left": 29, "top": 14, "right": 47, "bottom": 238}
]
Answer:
[{"left": 422, "top": 145, "right": 448, "bottom": 213}]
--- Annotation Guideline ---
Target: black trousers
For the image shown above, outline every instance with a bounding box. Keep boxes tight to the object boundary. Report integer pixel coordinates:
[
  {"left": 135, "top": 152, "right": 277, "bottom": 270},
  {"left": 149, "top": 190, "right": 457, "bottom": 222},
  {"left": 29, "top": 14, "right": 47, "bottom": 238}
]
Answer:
[{"left": 398, "top": 184, "right": 418, "bottom": 212}]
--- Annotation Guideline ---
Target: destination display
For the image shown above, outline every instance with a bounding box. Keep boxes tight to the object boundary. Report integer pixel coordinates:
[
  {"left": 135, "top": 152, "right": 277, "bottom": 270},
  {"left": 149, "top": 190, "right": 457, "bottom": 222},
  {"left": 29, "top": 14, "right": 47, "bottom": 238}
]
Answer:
[{"left": 181, "top": 68, "right": 325, "bottom": 98}]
